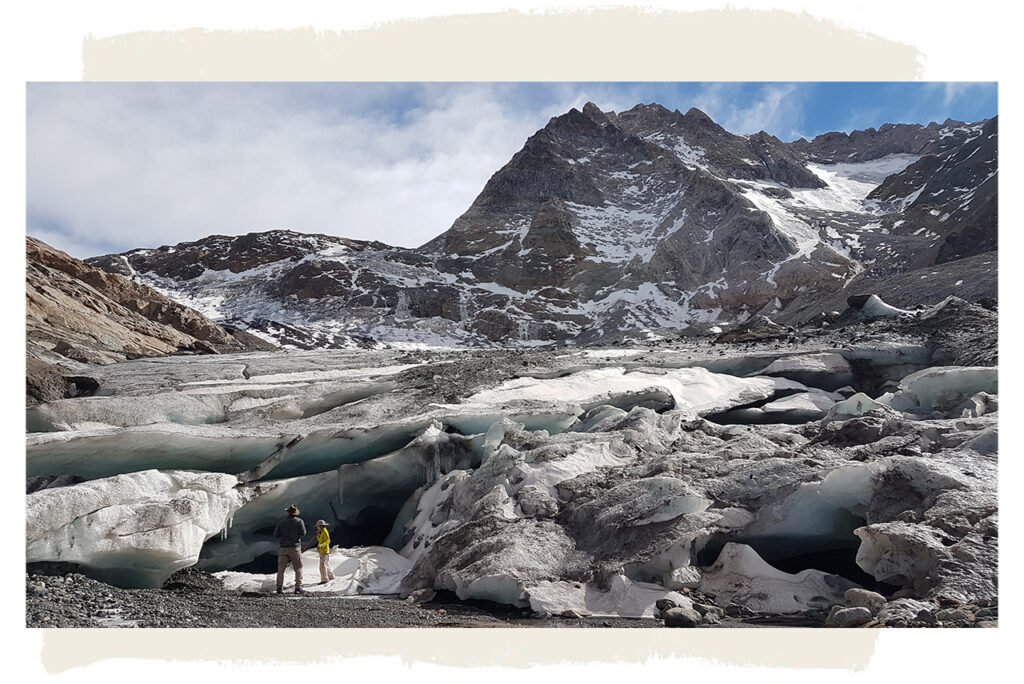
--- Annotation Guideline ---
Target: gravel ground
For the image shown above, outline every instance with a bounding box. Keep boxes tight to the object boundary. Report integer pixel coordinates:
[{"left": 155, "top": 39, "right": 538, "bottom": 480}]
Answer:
[
  {"left": 26, "top": 571, "right": 997, "bottom": 629},
  {"left": 25, "top": 570, "right": 784, "bottom": 629}
]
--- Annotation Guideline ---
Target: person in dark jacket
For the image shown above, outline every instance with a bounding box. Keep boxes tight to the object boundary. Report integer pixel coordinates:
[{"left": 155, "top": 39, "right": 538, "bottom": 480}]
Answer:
[{"left": 273, "top": 504, "right": 306, "bottom": 594}]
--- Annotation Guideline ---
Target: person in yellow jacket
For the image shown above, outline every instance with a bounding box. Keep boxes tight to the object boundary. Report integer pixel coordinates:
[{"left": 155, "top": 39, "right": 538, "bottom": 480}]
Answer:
[{"left": 313, "top": 520, "right": 335, "bottom": 584}]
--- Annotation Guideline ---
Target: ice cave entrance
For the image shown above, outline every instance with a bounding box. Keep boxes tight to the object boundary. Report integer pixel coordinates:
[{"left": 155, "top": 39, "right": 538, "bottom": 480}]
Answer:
[{"left": 696, "top": 511, "right": 899, "bottom": 595}]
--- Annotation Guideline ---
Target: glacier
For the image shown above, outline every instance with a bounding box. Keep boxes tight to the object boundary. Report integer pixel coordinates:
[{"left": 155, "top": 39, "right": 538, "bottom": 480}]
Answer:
[{"left": 23, "top": 344, "right": 998, "bottom": 622}]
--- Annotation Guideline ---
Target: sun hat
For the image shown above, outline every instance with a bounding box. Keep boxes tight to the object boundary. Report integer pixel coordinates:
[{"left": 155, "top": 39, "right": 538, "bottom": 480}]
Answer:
[
  {"left": 315, "top": 519, "right": 328, "bottom": 527},
  {"left": 285, "top": 504, "right": 300, "bottom": 515}
]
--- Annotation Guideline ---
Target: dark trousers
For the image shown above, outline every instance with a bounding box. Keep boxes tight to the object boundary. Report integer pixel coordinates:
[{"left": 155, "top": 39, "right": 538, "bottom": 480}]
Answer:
[{"left": 276, "top": 546, "right": 303, "bottom": 590}]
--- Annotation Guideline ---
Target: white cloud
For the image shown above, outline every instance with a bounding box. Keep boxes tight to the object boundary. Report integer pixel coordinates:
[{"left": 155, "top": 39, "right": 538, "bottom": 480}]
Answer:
[
  {"left": 940, "top": 82, "right": 989, "bottom": 107},
  {"left": 27, "top": 84, "right": 565, "bottom": 257},
  {"left": 24, "top": 83, "right": 840, "bottom": 260},
  {"left": 691, "top": 83, "right": 807, "bottom": 139}
]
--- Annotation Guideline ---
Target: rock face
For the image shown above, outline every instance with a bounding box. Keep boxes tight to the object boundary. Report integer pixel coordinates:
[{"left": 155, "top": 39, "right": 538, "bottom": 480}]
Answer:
[
  {"left": 425, "top": 102, "right": 847, "bottom": 328},
  {"left": 82, "top": 105, "right": 996, "bottom": 348},
  {"left": 26, "top": 237, "right": 275, "bottom": 405},
  {"left": 867, "top": 117, "right": 997, "bottom": 266},
  {"left": 791, "top": 119, "right": 983, "bottom": 163}
]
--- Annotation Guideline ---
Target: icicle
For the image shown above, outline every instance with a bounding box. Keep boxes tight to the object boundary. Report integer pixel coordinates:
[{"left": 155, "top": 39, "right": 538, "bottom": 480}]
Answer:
[
  {"left": 517, "top": 319, "right": 530, "bottom": 342},
  {"left": 429, "top": 446, "right": 441, "bottom": 482},
  {"left": 219, "top": 510, "right": 235, "bottom": 541}
]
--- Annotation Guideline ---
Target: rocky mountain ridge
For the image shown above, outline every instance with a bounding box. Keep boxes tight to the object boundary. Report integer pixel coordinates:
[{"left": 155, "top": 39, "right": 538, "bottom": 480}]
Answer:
[
  {"left": 84, "top": 103, "right": 996, "bottom": 349},
  {"left": 26, "top": 237, "right": 274, "bottom": 404}
]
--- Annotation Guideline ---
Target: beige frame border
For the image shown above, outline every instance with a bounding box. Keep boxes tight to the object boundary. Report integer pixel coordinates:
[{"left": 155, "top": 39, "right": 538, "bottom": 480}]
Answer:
[
  {"left": 80, "top": 8, "right": 921, "bottom": 81},
  {"left": 37, "top": 4, "right": 937, "bottom": 672}
]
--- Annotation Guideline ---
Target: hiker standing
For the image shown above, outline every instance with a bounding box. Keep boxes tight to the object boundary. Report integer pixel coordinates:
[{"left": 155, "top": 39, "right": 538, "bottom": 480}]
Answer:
[
  {"left": 314, "top": 520, "right": 336, "bottom": 584},
  {"left": 273, "top": 504, "right": 306, "bottom": 594}
]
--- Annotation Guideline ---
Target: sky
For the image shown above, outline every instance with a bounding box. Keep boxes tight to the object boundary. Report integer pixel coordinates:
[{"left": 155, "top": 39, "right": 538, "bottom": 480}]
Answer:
[{"left": 27, "top": 82, "right": 997, "bottom": 258}]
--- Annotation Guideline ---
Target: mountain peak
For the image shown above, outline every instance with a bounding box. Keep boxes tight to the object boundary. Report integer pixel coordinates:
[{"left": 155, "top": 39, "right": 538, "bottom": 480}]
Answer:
[
  {"left": 80, "top": 100, "right": 998, "bottom": 349},
  {"left": 684, "top": 107, "right": 714, "bottom": 122},
  {"left": 547, "top": 104, "right": 611, "bottom": 135},
  {"left": 581, "top": 101, "right": 607, "bottom": 120}
]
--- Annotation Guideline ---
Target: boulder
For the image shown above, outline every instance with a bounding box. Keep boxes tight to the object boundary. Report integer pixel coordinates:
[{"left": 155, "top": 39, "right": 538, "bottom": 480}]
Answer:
[
  {"left": 935, "top": 607, "right": 973, "bottom": 626},
  {"left": 952, "top": 392, "right": 997, "bottom": 418},
  {"left": 663, "top": 606, "right": 702, "bottom": 628},
  {"left": 826, "top": 605, "right": 873, "bottom": 627},
  {"left": 26, "top": 358, "right": 71, "bottom": 406},
  {"left": 715, "top": 316, "right": 789, "bottom": 344},
  {"left": 844, "top": 588, "right": 886, "bottom": 615},
  {"left": 654, "top": 598, "right": 679, "bottom": 615},
  {"left": 876, "top": 598, "right": 936, "bottom": 626}
]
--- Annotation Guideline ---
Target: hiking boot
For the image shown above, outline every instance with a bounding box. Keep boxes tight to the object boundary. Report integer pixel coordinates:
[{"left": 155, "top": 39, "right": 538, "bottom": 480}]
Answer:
[
  {"left": 275, "top": 587, "right": 283, "bottom": 594},
  {"left": 294, "top": 587, "right": 306, "bottom": 594}
]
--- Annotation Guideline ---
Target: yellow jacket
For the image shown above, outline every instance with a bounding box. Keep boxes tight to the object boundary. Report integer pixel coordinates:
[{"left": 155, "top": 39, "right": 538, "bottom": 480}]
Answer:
[{"left": 317, "top": 527, "right": 331, "bottom": 555}]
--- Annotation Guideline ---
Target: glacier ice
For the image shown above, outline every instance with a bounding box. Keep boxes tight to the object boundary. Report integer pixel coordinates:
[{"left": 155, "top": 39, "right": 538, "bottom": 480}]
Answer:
[
  {"left": 266, "top": 381, "right": 397, "bottom": 420},
  {"left": 460, "top": 366, "right": 781, "bottom": 418},
  {"left": 26, "top": 393, "right": 231, "bottom": 432},
  {"left": 511, "top": 440, "right": 633, "bottom": 498},
  {"left": 527, "top": 574, "right": 692, "bottom": 618},
  {"left": 886, "top": 366, "right": 998, "bottom": 416},
  {"left": 858, "top": 294, "right": 914, "bottom": 319},
  {"left": 25, "top": 418, "right": 447, "bottom": 483},
  {"left": 698, "top": 542, "right": 856, "bottom": 613},
  {"left": 27, "top": 425, "right": 295, "bottom": 481},
  {"left": 952, "top": 392, "right": 997, "bottom": 419},
  {"left": 23, "top": 347, "right": 998, "bottom": 616},
  {"left": 216, "top": 546, "right": 412, "bottom": 594},
  {"left": 203, "top": 420, "right": 485, "bottom": 567},
  {"left": 26, "top": 469, "right": 248, "bottom": 587},
  {"left": 854, "top": 522, "right": 946, "bottom": 590},
  {"left": 823, "top": 392, "right": 888, "bottom": 421},
  {"left": 760, "top": 389, "right": 838, "bottom": 420},
  {"left": 757, "top": 352, "right": 853, "bottom": 391}
]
